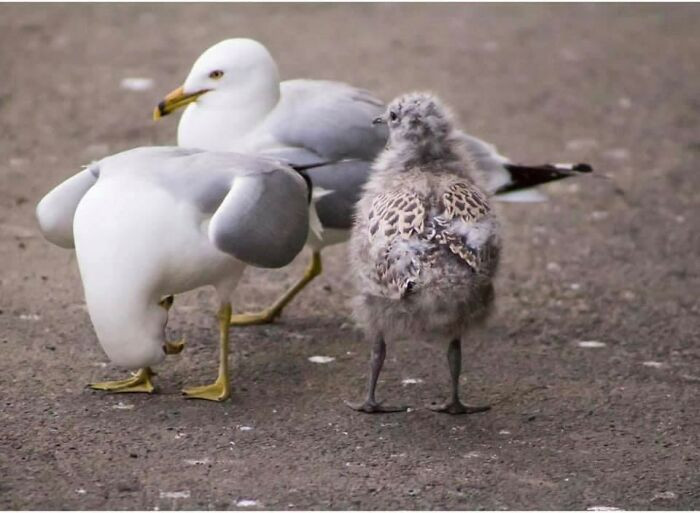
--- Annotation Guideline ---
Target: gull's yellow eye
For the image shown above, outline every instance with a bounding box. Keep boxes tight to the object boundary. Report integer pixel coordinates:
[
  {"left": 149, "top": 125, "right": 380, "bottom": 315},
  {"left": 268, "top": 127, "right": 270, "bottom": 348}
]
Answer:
[{"left": 209, "top": 70, "right": 224, "bottom": 80}]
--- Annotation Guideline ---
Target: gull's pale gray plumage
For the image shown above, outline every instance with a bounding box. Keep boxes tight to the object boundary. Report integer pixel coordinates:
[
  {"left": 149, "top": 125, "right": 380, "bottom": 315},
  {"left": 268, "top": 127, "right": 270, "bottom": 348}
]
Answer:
[
  {"left": 305, "top": 160, "right": 372, "bottom": 230},
  {"left": 36, "top": 164, "right": 99, "bottom": 248},
  {"left": 38, "top": 147, "right": 310, "bottom": 269},
  {"left": 36, "top": 146, "right": 311, "bottom": 385},
  {"left": 268, "top": 80, "right": 387, "bottom": 162}
]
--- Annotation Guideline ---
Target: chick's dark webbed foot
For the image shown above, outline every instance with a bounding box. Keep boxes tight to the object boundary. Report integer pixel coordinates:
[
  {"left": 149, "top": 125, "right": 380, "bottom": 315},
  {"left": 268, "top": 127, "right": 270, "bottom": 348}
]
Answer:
[
  {"left": 345, "top": 399, "right": 409, "bottom": 414},
  {"left": 429, "top": 338, "right": 491, "bottom": 415},
  {"left": 428, "top": 401, "right": 490, "bottom": 415},
  {"left": 347, "top": 336, "right": 409, "bottom": 413}
]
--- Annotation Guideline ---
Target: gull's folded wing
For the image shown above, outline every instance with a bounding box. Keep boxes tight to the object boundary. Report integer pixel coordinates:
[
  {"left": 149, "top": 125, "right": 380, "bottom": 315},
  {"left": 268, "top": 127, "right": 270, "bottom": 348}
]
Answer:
[
  {"left": 36, "top": 164, "right": 99, "bottom": 248},
  {"left": 208, "top": 167, "right": 310, "bottom": 268},
  {"left": 272, "top": 80, "right": 387, "bottom": 162},
  {"left": 306, "top": 160, "right": 372, "bottom": 230}
]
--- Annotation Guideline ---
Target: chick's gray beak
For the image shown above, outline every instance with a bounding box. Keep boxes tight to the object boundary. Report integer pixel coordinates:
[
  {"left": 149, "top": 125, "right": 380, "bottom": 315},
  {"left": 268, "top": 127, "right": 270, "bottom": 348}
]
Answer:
[{"left": 372, "top": 116, "right": 385, "bottom": 126}]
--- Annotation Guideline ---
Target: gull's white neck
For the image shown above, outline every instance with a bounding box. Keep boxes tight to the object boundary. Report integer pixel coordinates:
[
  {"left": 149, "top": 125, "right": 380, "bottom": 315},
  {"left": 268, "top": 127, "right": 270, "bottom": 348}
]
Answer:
[{"left": 177, "top": 83, "right": 280, "bottom": 152}]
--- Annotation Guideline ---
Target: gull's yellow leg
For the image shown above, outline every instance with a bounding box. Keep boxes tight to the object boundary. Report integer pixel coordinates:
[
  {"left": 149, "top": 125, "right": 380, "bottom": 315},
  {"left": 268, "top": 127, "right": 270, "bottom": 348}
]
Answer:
[
  {"left": 183, "top": 303, "right": 232, "bottom": 402},
  {"left": 230, "top": 251, "right": 322, "bottom": 326},
  {"left": 89, "top": 367, "right": 155, "bottom": 394}
]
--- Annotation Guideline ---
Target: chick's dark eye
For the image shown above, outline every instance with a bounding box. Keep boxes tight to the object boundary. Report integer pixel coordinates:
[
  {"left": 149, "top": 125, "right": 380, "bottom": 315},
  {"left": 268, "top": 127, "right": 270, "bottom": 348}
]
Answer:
[
  {"left": 389, "top": 111, "right": 398, "bottom": 121},
  {"left": 209, "top": 70, "right": 224, "bottom": 80}
]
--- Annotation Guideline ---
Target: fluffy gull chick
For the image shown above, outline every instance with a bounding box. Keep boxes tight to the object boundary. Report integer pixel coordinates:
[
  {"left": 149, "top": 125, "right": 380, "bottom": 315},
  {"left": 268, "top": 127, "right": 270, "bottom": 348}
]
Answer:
[{"left": 348, "top": 93, "right": 500, "bottom": 414}]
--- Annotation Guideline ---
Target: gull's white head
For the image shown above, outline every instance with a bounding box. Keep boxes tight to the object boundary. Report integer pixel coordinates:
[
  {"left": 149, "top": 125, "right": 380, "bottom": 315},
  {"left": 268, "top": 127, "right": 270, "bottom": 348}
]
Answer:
[{"left": 154, "top": 38, "right": 280, "bottom": 117}]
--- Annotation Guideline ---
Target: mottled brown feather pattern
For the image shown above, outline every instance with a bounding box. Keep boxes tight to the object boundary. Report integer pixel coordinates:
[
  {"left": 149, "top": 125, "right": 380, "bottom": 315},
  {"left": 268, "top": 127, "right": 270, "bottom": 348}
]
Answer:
[
  {"left": 365, "top": 179, "right": 492, "bottom": 296},
  {"left": 442, "top": 183, "right": 489, "bottom": 221},
  {"left": 436, "top": 182, "right": 490, "bottom": 268},
  {"left": 368, "top": 190, "right": 426, "bottom": 241}
]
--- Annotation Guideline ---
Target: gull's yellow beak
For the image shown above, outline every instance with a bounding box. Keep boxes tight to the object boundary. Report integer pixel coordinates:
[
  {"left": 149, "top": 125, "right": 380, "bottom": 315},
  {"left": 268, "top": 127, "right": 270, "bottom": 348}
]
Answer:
[{"left": 152, "top": 86, "right": 209, "bottom": 121}]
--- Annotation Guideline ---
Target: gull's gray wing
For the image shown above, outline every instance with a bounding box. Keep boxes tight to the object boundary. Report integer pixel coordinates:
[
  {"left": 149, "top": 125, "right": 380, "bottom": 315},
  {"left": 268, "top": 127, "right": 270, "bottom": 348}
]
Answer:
[
  {"left": 36, "top": 163, "right": 99, "bottom": 248},
  {"left": 305, "top": 160, "right": 372, "bottom": 230},
  {"left": 208, "top": 164, "right": 310, "bottom": 268},
  {"left": 269, "top": 79, "right": 388, "bottom": 161},
  {"left": 456, "top": 132, "right": 593, "bottom": 200},
  {"left": 97, "top": 147, "right": 311, "bottom": 268},
  {"left": 258, "top": 147, "right": 331, "bottom": 169},
  {"left": 455, "top": 132, "right": 513, "bottom": 193}
]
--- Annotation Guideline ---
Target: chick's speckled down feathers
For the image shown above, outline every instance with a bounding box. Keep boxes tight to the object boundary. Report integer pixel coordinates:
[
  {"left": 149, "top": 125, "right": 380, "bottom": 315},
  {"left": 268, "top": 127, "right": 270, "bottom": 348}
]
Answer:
[{"left": 350, "top": 93, "right": 501, "bottom": 342}]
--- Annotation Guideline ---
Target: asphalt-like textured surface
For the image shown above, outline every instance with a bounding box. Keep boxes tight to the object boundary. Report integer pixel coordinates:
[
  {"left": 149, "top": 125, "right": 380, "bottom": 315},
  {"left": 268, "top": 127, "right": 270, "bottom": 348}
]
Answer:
[{"left": 1, "top": 3, "right": 699, "bottom": 510}]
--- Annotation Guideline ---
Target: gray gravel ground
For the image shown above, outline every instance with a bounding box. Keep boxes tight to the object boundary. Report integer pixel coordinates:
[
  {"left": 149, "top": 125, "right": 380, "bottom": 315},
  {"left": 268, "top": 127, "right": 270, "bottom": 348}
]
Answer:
[{"left": 1, "top": 3, "right": 699, "bottom": 510}]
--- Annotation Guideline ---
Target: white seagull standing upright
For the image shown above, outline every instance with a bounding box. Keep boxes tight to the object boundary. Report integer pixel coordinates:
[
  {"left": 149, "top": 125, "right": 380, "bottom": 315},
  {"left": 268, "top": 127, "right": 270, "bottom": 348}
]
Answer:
[
  {"left": 153, "top": 38, "right": 593, "bottom": 326},
  {"left": 36, "top": 147, "right": 310, "bottom": 401}
]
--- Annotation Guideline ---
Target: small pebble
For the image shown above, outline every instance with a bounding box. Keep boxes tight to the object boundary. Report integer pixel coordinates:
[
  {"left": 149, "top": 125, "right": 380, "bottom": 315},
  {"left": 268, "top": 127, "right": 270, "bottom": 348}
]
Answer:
[
  {"left": 120, "top": 77, "right": 154, "bottom": 91},
  {"left": 652, "top": 491, "right": 678, "bottom": 501},
  {"left": 184, "top": 458, "right": 211, "bottom": 465},
  {"left": 618, "top": 97, "right": 632, "bottom": 109},
  {"left": 308, "top": 355, "right": 335, "bottom": 364},
  {"left": 577, "top": 341, "right": 607, "bottom": 348},
  {"left": 603, "top": 148, "right": 630, "bottom": 161},
  {"left": 235, "top": 499, "right": 259, "bottom": 507},
  {"left": 112, "top": 402, "right": 134, "bottom": 410},
  {"left": 159, "top": 491, "right": 190, "bottom": 499},
  {"left": 546, "top": 262, "right": 561, "bottom": 273},
  {"left": 566, "top": 138, "right": 598, "bottom": 151}
]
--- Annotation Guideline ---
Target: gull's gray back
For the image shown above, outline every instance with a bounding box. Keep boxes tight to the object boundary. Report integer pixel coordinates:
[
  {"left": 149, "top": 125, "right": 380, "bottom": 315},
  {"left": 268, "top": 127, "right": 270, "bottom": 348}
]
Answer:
[
  {"left": 269, "top": 79, "right": 387, "bottom": 161},
  {"left": 96, "top": 147, "right": 310, "bottom": 268}
]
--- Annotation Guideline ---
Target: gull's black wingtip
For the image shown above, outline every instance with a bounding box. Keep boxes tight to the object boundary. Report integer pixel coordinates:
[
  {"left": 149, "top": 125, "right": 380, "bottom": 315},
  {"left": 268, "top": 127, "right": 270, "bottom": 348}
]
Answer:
[{"left": 573, "top": 163, "right": 594, "bottom": 173}]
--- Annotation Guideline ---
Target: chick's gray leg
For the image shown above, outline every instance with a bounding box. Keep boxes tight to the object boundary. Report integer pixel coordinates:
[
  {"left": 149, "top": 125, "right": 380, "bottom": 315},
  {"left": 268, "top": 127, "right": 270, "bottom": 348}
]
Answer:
[
  {"left": 429, "top": 338, "right": 491, "bottom": 415},
  {"left": 346, "top": 336, "right": 408, "bottom": 413}
]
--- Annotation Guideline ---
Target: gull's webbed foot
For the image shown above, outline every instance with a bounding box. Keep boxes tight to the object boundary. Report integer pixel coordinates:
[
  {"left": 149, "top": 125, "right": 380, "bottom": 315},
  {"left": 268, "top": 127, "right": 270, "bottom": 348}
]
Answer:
[
  {"left": 344, "top": 399, "right": 409, "bottom": 414},
  {"left": 428, "top": 400, "right": 491, "bottom": 415},
  {"left": 229, "top": 308, "right": 279, "bottom": 326},
  {"left": 89, "top": 367, "right": 155, "bottom": 394},
  {"left": 182, "top": 377, "right": 230, "bottom": 402}
]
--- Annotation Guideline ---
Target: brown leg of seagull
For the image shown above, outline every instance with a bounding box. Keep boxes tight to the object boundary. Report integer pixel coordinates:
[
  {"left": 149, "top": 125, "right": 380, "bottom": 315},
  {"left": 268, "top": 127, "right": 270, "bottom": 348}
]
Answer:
[
  {"left": 182, "top": 302, "right": 231, "bottom": 402},
  {"left": 429, "top": 338, "right": 490, "bottom": 415},
  {"left": 346, "top": 335, "right": 408, "bottom": 413},
  {"left": 230, "top": 251, "right": 322, "bottom": 326}
]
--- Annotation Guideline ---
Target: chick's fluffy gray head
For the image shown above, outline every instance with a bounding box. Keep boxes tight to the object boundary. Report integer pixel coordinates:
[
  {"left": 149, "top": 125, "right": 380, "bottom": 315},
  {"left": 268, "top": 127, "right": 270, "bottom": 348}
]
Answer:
[{"left": 376, "top": 92, "right": 459, "bottom": 165}]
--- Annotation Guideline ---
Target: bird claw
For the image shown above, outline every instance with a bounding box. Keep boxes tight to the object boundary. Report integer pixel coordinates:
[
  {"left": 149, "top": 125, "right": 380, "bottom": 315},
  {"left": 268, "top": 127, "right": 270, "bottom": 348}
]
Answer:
[
  {"left": 182, "top": 379, "right": 230, "bottom": 402},
  {"left": 428, "top": 400, "right": 490, "bottom": 415},
  {"left": 344, "top": 399, "right": 409, "bottom": 414},
  {"left": 88, "top": 367, "right": 155, "bottom": 394}
]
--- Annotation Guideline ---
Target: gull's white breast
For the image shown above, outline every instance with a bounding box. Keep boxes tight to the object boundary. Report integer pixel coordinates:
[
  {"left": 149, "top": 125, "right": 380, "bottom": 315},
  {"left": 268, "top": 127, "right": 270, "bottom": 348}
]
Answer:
[{"left": 73, "top": 173, "right": 244, "bottom": 369}]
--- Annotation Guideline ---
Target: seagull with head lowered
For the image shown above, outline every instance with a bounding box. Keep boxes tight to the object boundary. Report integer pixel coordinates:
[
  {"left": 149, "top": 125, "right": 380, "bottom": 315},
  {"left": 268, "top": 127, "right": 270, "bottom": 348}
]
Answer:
[
  {"left": 154, "top": 38, "right": 592, "bottom": 326},
  {"left": 36, "top": 147, "right": 310, "bottom": 401}
]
